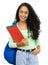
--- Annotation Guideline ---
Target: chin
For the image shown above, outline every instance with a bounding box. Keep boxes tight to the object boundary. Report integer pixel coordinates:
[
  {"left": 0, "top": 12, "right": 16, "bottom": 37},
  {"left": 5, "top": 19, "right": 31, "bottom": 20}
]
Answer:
[{"left": 20, "top": 19, "right": 26, "bottom": 22}]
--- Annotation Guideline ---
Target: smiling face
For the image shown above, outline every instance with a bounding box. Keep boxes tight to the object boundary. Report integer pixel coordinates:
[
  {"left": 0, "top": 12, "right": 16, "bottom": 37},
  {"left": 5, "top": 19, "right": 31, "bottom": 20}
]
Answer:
[{"left": 18, "top": 6, "right": 29, "bottom": 22}]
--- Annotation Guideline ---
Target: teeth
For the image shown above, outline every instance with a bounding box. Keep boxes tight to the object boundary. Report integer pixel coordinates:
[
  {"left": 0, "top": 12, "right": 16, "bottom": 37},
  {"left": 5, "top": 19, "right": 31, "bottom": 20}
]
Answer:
[{"left": 22, "top": 16, "right": 25, "bottom": 18}]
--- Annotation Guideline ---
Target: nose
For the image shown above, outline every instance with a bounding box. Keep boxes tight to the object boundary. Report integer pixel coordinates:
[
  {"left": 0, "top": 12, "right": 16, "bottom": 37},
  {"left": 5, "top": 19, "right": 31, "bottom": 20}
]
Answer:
[{"left": 22, "top": 13, "right": 25, "bottom": 16}]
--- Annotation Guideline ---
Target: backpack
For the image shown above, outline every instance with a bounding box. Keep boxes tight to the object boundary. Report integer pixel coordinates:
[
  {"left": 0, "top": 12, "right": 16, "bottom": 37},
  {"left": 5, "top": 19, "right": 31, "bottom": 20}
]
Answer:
[{"left": 4, "top": 21, "right": 17, "bottom": 64}]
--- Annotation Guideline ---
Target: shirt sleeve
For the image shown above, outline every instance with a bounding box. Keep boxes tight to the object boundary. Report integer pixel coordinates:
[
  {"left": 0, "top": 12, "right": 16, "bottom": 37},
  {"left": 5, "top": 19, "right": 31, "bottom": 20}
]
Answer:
[
  {"left": 35, "top": 38, "right": 40, "bottom": 47},
  {"left": 8, "top": 36, "right": 17, "bottom": 48}
]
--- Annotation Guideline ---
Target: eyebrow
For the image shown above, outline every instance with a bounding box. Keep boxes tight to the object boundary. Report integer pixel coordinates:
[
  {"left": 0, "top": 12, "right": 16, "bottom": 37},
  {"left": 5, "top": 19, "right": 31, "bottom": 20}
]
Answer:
[{"left": 19, "top": 10, "right": 29, "bottom": 13}]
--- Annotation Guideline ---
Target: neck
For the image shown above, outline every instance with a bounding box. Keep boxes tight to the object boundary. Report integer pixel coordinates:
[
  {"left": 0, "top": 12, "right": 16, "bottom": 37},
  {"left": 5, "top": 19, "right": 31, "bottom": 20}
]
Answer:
[
  {"left": 18, "top": 21, "right": 27, "bottom": 25},
  {"left": 18, "top": 21, "right": 27, "bottom": 30}
]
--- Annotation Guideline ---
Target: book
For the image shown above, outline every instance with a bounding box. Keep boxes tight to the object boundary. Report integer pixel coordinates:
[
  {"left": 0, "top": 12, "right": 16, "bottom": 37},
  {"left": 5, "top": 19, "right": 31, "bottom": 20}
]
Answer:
[{"left": 7, "top": 25, "right": 24, "bottom": 43}]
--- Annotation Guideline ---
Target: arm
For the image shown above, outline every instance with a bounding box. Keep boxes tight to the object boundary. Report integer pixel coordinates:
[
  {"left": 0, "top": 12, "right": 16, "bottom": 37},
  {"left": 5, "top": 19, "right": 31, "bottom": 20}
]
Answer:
[
  {"left": 8, "top": 36, "right": 17, "bottom": 48},
  {"left": 9, "top": 36, "right": 29, "bottom": 48},
  {"left": 31, "top": 39, "right": 41, "bottom": 55}
]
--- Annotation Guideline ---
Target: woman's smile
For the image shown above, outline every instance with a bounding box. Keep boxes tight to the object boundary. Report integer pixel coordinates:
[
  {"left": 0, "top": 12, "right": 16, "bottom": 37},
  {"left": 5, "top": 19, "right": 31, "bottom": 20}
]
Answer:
[{"left": 20, "top": 16, "right": 26, "bottom": 19}]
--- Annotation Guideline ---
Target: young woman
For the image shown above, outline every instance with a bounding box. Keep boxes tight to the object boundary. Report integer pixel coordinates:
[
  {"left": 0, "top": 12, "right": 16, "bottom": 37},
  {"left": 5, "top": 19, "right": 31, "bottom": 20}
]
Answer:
[{"left": 9, "top": 2, "right": 41, "bottom": 65}]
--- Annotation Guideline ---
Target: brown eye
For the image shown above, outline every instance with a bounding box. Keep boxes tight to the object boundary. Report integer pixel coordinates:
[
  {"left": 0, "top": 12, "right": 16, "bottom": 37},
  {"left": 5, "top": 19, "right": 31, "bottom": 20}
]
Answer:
[
  {"left": 25, "top": 12, "right": 28, "bottom": 14},
  {"left": 20, "top": 11, "right": 23, "bottom": 13}
]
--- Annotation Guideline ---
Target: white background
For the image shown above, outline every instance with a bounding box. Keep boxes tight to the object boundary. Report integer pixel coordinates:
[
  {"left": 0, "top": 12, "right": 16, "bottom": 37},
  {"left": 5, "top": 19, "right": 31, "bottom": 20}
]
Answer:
[{"left": 0, "top": 0, "right": 48, "bottom": 65}]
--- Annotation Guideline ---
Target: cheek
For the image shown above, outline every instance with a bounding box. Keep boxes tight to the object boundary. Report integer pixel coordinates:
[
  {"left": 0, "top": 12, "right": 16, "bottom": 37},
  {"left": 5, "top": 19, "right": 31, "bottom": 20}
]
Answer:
[
  {"left": 25, "top": 14, "right": 28, "bottom": 19},
  {"left": 19, "top": 14, "right": 22, "bottom": 17},
  {"left": 24, "top": 14, "right": 29, "bottom": 19},
  {"left": 18, "top": 13, "right": 22, "bottom": 18}
]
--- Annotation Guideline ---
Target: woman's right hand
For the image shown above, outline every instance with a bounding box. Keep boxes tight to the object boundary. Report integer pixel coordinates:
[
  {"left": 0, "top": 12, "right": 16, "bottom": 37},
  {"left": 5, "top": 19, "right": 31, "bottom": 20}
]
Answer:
[{"left": 16, "top": 38, "right": 29, "bottom": 47}]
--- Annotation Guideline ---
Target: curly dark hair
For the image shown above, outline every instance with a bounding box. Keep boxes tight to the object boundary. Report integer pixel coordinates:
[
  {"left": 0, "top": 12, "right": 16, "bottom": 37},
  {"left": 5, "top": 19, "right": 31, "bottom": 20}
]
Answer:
[{"left": 15, "top": 2, "right": 41, "bottom": 40}]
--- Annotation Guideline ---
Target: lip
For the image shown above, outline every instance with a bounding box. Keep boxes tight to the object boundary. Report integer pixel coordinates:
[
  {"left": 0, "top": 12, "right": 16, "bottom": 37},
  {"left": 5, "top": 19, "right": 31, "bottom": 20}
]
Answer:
[{"left": 20, "top": 16, "right": 26, "bottom": 19}]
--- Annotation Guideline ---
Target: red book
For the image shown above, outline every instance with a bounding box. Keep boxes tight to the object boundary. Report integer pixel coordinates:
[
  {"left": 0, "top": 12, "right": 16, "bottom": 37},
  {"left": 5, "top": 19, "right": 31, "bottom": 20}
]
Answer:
[{"left": 7, "top": 25, "right": 24, "bottom": 43}]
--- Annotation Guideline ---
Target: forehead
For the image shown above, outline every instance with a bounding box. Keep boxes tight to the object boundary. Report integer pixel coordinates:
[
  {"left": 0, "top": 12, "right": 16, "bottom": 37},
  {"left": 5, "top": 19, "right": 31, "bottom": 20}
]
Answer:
[{"left": 19, "top": 6, "right": 29, "bottom": 11}]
